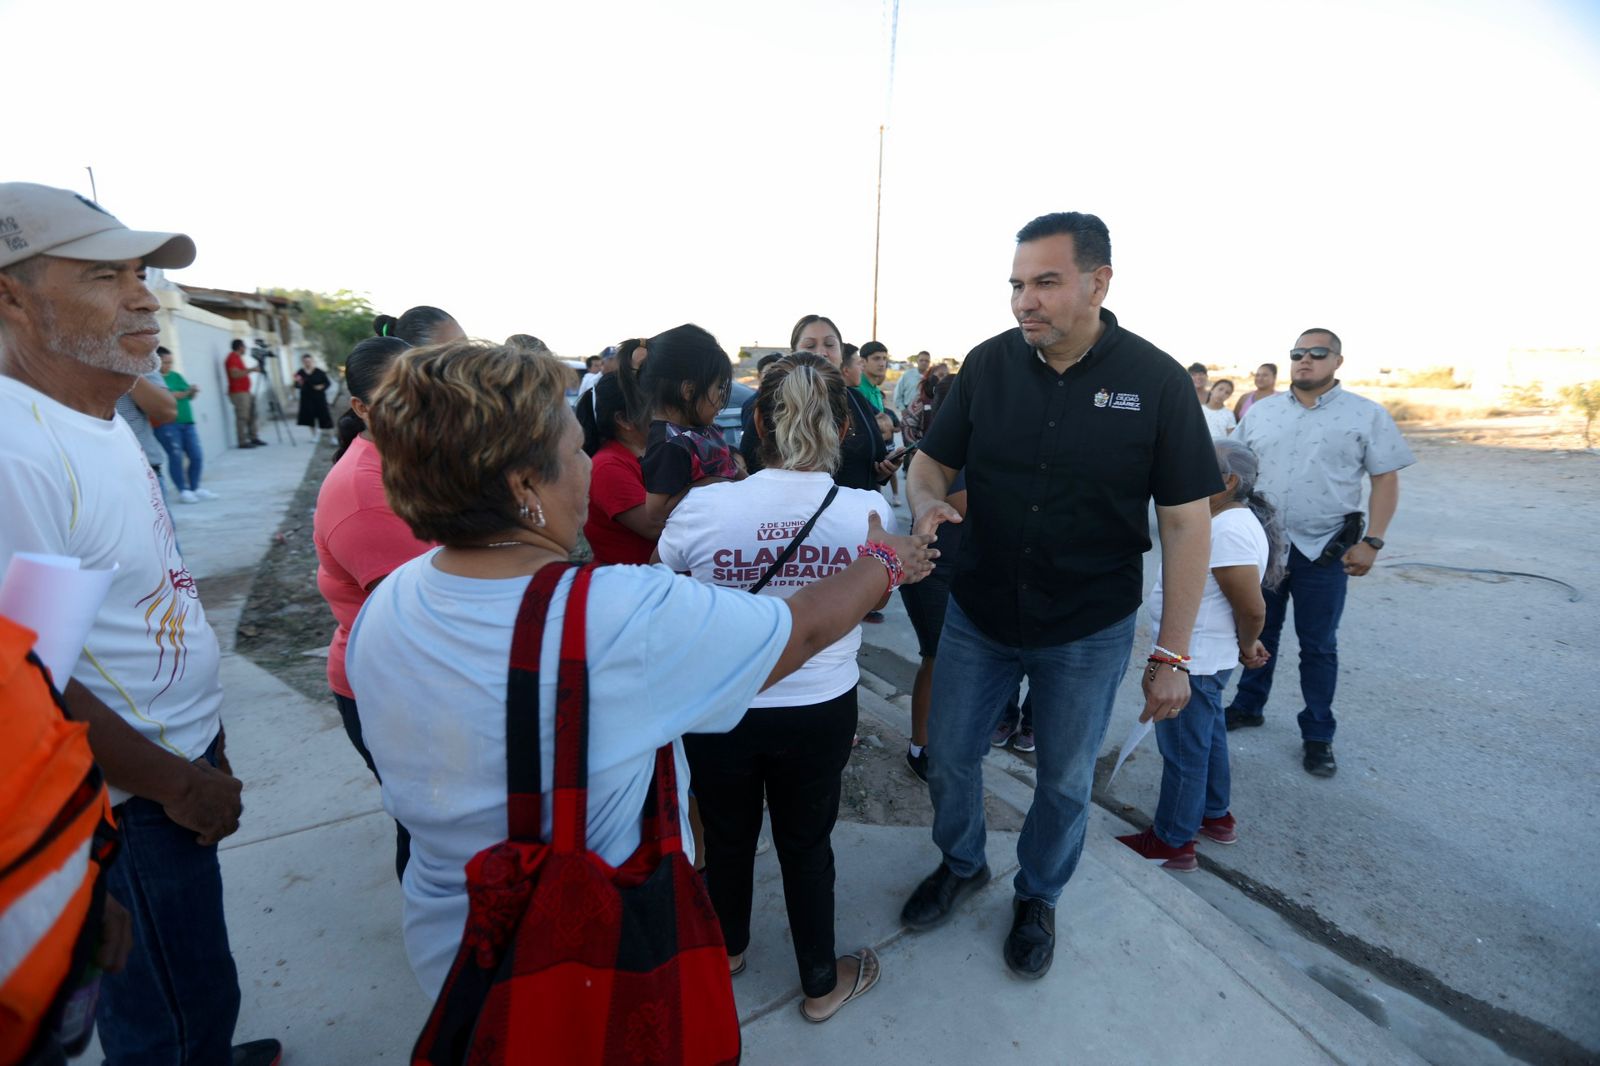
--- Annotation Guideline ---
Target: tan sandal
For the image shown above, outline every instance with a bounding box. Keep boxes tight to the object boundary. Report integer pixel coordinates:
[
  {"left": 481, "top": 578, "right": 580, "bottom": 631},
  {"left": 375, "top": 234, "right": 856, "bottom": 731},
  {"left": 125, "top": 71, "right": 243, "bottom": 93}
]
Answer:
[{"left": 798, "top": 948, "right": 881, "bottom": 1023}]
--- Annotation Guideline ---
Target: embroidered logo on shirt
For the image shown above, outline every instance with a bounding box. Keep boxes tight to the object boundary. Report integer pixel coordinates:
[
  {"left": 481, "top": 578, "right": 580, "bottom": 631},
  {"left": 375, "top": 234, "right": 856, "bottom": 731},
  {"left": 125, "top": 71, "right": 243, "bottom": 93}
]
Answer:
[
  {"left": 1093, "top": 388, "right": 1111, "bottom": 408},
  {"left": 1109, "top": 392, "right": 1142, "bottom": 412}
]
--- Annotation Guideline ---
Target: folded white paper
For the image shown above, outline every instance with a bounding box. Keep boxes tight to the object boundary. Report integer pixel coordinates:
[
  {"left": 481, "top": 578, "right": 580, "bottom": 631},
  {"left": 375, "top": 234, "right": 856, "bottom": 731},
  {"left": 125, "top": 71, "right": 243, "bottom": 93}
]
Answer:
[
  {"left": 0, "top": 553, "right": 117, "bottom": 689},
  {"left": 1109, "top": 718, "right": 1153, "bottom": 784}
]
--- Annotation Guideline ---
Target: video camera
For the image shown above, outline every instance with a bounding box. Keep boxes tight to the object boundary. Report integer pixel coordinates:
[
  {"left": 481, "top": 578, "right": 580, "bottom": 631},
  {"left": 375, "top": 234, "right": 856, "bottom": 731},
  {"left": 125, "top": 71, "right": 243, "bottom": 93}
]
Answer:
[{"left": 250, "top": 338, "right": 277, "bottom": 372}]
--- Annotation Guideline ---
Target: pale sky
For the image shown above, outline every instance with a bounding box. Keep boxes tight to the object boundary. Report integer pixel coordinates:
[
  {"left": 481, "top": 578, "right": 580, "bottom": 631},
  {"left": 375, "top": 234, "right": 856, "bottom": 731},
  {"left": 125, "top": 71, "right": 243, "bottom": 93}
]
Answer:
[{"left": 7, "top": 0, "right": 1598, "bottom": 370}]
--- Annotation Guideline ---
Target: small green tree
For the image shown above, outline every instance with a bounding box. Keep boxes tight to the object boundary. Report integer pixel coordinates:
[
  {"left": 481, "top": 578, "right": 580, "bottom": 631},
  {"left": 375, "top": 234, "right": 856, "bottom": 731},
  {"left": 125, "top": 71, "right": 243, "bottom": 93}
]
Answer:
[
  {"left": 268, "top": 288, "right": 376, "bottom": 371},
  {"left": 1559, "top": 381, "right": 1600, "bottom": 447}
]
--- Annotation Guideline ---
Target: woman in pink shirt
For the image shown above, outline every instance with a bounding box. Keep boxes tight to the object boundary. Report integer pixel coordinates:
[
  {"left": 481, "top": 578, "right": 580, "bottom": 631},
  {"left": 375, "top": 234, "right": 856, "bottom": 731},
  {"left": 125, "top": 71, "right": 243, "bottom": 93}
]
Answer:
[{"left": 314, "top": 336, "right": 432, "bottom": 878}]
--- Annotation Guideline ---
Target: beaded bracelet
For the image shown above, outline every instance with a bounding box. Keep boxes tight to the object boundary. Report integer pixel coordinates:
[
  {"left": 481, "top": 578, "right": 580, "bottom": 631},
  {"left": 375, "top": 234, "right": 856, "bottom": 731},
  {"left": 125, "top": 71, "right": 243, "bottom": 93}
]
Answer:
[
  {"left": 1152, "top": 644, "right": 1192, "bottom": 663},
  {"left": 856, "top": 541, "right": 905, "bottom": 594},
  {"left": 1145, "top": 660, "right": 1190, "bottom": 675}
]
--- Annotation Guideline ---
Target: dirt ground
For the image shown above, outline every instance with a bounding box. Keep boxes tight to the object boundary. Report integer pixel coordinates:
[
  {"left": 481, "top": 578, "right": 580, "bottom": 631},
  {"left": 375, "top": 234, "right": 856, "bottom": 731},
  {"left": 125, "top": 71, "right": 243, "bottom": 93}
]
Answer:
[
  {"left": 841, "top": 710, "right": 1024, "bottom": 830},
  {"left": 234, "top": 444, "right": 339, "bottom": 704}
]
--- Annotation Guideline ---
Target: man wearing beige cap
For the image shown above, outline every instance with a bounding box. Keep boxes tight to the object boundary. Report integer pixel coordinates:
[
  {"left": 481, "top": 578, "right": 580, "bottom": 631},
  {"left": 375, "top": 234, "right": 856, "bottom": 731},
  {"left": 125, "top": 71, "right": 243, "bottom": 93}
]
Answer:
[{"left": 0, "top": 183, "right": 281, "bottom": 1066}]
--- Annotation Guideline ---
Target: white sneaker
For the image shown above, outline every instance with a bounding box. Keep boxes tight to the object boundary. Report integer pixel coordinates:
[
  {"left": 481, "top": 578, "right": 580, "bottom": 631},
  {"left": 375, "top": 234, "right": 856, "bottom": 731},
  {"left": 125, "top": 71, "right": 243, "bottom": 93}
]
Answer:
[
  {"left": 178, "top": 489, "right": 200, "bottom": 504},
  {"left": 192, "top": 488, "right": 219, "bottom": 500}
]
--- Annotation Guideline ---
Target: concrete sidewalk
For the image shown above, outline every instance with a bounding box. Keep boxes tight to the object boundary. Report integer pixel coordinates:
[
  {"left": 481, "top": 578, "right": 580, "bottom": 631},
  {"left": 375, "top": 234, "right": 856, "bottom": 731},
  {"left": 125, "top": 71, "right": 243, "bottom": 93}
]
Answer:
[{"left": 85, "top": 441, "right": 1423, "bottom": 1063}]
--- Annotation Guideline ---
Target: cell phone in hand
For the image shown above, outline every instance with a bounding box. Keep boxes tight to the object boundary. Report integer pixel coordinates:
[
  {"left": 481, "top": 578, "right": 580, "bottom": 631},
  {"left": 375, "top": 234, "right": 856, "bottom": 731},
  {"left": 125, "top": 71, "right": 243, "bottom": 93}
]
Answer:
[{"left": 888, "top": 444, "right": 918, "bottom": 464}]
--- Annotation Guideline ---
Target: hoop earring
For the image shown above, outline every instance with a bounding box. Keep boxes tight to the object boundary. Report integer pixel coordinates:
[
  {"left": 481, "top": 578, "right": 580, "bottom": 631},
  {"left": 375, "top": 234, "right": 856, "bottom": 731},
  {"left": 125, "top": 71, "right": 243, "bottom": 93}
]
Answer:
[{"left": 532, "top": 503, "right": 546, "bottom": 528}]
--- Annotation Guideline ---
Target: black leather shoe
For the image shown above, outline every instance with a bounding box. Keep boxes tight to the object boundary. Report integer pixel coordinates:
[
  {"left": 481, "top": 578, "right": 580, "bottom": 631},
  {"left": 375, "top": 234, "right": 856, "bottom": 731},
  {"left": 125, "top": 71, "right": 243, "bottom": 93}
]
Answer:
[
  {"left": 1303, "top": 741, "right": 1337, "bottom": 777},
  {"left": 1225, "top": 705, "right": 1265, "bottom": 731},
  {"left": 900, "top": 862, "right": 990, "bottom": 930},
  {"left": 233, "top": 1038, "right": 282, "bottom": 1066},
  {"left": 1004, "top": 897, "right": 1056, "bottom": 979}
]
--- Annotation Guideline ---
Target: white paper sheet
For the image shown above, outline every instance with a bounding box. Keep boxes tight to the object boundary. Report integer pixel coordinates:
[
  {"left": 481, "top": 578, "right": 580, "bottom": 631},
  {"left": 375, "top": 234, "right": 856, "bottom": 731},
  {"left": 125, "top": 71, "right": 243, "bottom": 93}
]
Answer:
[
  {"left": 1109, "top": 718, "right": 1154, "bottom": 784},
  {"left": 0, "top": 553, "right": 117, "bottom": 688}
]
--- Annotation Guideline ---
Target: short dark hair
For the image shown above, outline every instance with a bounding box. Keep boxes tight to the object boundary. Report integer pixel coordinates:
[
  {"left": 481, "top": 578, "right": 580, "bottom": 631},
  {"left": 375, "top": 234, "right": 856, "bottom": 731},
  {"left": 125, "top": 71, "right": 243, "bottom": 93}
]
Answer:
[
  {"left": 1015, "top": 212, "right": 1112, "bottom": 270},
  {"left": 840, "top": 343, "right": 859, "bottom": 368},
  {"left": 1299, "top": 328, "right": 1342, "bottom": 353},
  {"left": 374, "top": 306, "right": 457, "bottom": 345},
  {"left": 755, "top": 352, "right": 785, "bottom": 375},
  {"left": 156, "top": 345, "right": 171, "bottom": 357},
  {"left": 230, "top": 339, "right": 245, "bottom": 351},
  {"left": 584, "top": 355, "right": 601, "bottom": 370},
  {"left": 859, "top": 341, "right": 888, "bottom": 360},
  {"left": 1259, "top": 362, "right": 1278, "bottom": 376},
  {"left": 1188, "top": 362, "right": 1208, "bottom": 376}
]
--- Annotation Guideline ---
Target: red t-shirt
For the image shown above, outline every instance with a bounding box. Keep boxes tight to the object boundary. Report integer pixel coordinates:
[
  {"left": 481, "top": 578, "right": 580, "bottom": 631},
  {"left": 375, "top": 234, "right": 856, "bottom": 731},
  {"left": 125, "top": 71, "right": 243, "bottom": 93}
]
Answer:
[
  {"left": 225, "top": 352, "right": 251, "bottom": 394},
  {"left": 585, "top": 440, "right": 656, "bottom": 565},
  {"left": 313, "top": 435, "right": 434, "bottom": 697}
]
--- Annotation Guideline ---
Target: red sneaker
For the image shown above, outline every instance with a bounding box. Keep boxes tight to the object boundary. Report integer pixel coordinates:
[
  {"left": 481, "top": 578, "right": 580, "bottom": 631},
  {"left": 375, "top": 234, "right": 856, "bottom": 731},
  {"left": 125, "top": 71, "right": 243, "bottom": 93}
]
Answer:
[
  {"left": 1199, "top": 813, "right": 1237, "bottom": 844},
  {"left": 1115, "top": 828, "right": 1197, "bottom": 872}
]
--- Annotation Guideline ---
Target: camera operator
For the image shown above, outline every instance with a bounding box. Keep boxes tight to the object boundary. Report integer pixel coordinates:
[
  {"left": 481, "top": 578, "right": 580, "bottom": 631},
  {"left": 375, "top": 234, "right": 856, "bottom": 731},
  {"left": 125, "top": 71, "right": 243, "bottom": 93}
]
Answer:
[{"left": 224, "top": 339, "right": 266, "bottom": 448}]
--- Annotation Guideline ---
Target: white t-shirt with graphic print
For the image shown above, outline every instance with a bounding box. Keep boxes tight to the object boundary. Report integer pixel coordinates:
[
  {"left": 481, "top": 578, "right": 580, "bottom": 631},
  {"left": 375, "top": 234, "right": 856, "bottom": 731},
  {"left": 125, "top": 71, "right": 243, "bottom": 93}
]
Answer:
[
  {"left": 658, "top": 468, "right": 895, "bottom": 708},
  {"left": 0, "top": 376, "right": 223, "bottom": 803}
]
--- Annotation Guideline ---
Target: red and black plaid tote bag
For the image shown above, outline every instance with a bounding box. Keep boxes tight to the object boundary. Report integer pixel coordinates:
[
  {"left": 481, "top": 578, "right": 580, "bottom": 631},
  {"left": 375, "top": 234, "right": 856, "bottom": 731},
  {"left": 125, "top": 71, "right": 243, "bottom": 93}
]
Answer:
[{"left": 413, "top": 562, "right": 741, "bottom": 1065}]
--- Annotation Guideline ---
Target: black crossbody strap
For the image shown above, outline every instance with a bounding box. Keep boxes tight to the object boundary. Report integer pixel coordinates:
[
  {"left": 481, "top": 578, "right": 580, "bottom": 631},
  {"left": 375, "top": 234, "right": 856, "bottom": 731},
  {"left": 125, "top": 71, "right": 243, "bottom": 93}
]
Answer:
[{"left": 749, "top": 485, "right": 839, "bottom": 594}]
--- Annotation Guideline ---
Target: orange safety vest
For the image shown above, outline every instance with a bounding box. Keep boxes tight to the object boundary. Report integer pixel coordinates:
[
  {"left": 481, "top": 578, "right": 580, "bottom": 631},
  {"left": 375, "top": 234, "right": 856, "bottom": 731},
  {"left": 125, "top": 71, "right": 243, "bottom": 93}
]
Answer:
[{"left": 0, "top": 617, "right": 117, "bottom": 1066}]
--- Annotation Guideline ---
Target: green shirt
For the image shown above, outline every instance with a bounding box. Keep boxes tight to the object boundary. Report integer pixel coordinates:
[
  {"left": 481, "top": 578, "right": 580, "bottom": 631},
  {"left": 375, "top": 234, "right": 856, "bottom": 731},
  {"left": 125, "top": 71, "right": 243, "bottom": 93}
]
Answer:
[
  {"left": 163, "top": 370, "right": 194, "bottom": 424},
  {"left": 856, "top": 379, "right": 884, "bottom": 413}
]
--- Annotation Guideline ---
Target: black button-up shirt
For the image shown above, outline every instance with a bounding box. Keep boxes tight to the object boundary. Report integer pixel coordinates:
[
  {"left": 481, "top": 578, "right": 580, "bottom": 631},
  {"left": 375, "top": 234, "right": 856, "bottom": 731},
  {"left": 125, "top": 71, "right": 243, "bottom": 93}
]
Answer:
[{"left": 919, "top": 308, "right": 1222, "bottom": 647}]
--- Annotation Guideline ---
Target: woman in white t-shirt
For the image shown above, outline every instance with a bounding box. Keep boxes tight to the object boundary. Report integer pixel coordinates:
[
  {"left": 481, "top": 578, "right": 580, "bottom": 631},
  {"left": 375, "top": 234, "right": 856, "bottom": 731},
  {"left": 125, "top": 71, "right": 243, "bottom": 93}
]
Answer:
[
  {"left": 345, "top": 341, "right": 931, "bottom": 1008},
  {"left": 658, "top": 353, "right": 892, "bottom": 1023},
  {"left": 1203, "top": 379, "right": 1238, "bottom": 438},
  {"left": 1116, "top": 439, "right": 1283, "bottom": 871}
]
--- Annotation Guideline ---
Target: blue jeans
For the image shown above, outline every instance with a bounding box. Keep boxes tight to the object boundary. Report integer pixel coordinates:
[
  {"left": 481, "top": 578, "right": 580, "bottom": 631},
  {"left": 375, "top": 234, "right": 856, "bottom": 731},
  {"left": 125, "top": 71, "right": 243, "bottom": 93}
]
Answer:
[
  {"left": 153, "top": 423, "right": 204, "bottom": 493},
  {"left": 927, "top": 599, "right": 1136, "bottom": 906},
  {"left": 1231, "top": 546, "right": 1348, "bottom": 742},
  {"left": 97, "top": 736, "right": 240, "bottom": 1065},
  {"left": 1153, "top": 670, "right": 1233, "bottom": 847}
]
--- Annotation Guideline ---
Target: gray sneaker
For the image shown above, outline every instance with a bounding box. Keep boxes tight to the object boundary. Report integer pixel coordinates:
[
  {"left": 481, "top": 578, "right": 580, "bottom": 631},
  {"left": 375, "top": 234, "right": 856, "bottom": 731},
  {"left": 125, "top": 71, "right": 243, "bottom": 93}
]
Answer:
[
  {"left": 1012, "top": 726, "right": 1036, "bottom": 753},
  {"left": 990, "top": 721, "right": 1018, "bottom": 747}
]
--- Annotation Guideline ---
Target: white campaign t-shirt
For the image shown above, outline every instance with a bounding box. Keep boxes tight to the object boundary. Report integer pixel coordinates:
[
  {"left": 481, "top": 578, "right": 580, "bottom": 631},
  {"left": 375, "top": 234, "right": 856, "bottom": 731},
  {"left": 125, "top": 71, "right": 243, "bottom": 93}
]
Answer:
[
  {"left": 1146, "top": 507, "right": 1270, "bottom": 676},
  {"left": 0, "top": 376, "right": 223, "bottom": 802},
  {"left": 346, "top": 555, "right": 791, "bottom": 998},
  {"left": 656, "top": 468, "right": 894, "bottom": 708}
]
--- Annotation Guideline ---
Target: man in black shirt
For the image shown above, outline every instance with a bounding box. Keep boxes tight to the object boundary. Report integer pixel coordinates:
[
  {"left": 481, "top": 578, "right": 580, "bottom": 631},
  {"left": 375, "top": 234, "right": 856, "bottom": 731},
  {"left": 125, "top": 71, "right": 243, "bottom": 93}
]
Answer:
[{"left": 900, "top": 212, "right": 1221, "bottom": 979}]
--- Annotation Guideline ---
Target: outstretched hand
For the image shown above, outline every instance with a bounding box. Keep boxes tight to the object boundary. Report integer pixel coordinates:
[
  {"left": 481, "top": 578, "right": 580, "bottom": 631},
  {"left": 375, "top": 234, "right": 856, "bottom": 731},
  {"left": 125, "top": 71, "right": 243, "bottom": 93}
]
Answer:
[
  {"left": 866, "top": 510, "right": 937, "bottom": 584},
  {"left": 912, "top": 500, "right": 962, "bottom": 540}
]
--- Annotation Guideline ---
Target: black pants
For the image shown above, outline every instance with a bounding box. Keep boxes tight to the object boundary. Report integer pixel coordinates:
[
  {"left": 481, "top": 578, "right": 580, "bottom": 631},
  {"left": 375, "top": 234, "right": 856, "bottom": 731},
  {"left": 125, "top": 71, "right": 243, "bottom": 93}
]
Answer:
[
  {"left": 684, "top": 686, "right": 858, "bottom": 999},
  {"left": 334, "top": 692, "right": 412, "bottom": 882}
]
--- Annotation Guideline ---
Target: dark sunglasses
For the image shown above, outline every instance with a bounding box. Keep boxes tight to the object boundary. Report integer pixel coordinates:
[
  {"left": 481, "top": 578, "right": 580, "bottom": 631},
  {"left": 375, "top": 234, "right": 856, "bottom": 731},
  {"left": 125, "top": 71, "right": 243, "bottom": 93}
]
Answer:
[{"left": 1289, "top": 347, "right": 1336, "bottom": 361}]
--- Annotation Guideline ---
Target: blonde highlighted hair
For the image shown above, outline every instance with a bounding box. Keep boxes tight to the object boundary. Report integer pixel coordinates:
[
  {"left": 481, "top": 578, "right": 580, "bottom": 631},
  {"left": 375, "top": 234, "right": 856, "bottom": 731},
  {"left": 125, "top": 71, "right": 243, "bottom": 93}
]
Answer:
[
  {"left": 754, "top": 352, "right": 848, "bottom": 473},
  {"left": 367, "top": 339, "right": 573, "bottom": 545}
]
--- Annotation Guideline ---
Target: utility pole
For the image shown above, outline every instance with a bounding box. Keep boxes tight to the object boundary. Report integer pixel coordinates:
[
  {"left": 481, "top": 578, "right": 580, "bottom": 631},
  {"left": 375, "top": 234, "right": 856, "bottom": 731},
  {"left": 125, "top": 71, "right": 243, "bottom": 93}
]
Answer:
[{"left": 871, "top": 124, "right": 885, "bottom": 341}]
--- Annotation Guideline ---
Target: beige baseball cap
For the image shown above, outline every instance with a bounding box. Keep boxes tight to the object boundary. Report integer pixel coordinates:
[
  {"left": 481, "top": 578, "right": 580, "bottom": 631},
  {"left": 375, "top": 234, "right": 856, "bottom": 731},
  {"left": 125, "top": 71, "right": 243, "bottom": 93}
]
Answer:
[{"left": 0, "top": 182, "right": 196, "bottom": 271}]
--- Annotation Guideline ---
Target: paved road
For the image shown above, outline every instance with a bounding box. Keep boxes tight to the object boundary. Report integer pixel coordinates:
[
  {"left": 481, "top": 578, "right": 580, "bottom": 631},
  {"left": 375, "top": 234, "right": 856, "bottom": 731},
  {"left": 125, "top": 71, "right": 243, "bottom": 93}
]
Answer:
[{"left": 864, "top": 434, "right": 1598, "bottom": 1063}]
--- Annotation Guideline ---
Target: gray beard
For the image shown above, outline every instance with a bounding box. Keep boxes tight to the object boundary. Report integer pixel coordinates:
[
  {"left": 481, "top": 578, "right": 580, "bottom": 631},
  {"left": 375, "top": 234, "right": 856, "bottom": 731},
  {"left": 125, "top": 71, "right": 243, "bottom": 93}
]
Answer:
[{"left": 39, "top": 303, "right": 159, "bottom": 376}]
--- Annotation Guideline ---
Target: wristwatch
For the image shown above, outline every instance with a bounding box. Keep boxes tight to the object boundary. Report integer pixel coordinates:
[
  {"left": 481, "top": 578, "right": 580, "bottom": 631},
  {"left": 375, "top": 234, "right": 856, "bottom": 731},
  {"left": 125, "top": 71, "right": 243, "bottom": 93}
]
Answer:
[{"left": 1361, "top": 536, "right": 1385, "bottom": 550}]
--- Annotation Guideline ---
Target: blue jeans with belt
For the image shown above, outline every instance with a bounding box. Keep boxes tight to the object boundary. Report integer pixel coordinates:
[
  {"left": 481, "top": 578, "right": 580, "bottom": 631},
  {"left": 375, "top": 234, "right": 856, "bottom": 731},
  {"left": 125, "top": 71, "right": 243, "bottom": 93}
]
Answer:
[
  {"left": 927, "top": 599, "right": 1135, "bottom": 906},
  {"left": 1230, "top": 546, "right": 1349, "bottom": 742},
  {"left": 96, "top": 735, "right": 240, "bottom": 1065}
]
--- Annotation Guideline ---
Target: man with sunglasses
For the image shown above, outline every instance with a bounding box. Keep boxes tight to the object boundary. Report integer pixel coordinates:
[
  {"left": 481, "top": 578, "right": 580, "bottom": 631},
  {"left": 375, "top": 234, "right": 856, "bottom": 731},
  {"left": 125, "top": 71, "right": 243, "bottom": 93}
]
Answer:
[{"left": 1229, "top": 329, "right": 1414, "bottom": 776}]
